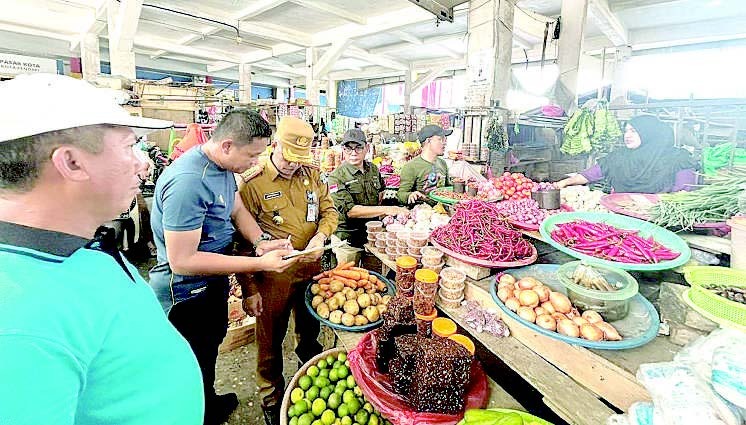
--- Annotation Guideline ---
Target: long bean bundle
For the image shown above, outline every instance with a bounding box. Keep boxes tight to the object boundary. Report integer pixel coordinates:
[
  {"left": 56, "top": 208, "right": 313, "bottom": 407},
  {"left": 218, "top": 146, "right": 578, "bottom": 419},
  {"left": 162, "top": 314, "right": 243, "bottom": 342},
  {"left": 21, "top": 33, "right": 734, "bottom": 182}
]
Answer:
[{"left": 649, "top": 167, "right": 746, "bottom": 229}]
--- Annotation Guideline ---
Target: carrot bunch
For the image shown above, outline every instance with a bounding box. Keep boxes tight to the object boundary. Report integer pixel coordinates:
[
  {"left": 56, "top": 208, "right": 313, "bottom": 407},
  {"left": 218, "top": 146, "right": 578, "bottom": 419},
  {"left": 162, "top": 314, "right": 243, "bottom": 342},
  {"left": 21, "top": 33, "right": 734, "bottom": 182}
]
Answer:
[{"left": 312, "top": 262, "right": 385, "bottom": 299}]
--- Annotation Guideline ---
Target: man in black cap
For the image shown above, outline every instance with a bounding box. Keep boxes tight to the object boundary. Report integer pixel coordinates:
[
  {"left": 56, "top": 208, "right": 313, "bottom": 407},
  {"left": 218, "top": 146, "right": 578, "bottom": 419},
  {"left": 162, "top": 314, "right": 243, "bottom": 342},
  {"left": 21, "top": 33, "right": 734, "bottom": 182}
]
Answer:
[
  {"left": 328, "top": 129, "right": 408, "bottom": 256},
  {"left": 397, "top": 124, "right": 453, "bottom": 205}
]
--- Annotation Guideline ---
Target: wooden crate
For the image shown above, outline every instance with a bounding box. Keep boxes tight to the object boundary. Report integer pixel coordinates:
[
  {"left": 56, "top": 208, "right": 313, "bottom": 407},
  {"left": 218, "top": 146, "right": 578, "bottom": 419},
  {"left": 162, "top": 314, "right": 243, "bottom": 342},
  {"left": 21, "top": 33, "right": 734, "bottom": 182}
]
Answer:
[
  {"left": 219, "top": 317, "right": 256, "bottom": 353},
  {"left": 445, "top": 256, "right": 492, "bottom": 280}
]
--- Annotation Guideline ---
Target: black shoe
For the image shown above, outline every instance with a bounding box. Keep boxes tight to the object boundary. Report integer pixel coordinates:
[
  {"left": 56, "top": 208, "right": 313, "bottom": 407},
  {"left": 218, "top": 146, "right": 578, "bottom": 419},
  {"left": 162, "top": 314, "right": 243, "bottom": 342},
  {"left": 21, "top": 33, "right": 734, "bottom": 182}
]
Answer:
[
  {"left": 262, "top": 405, "right": 281, "bottom": 425},
  {"left": 205, "top": 393, "right": 239, "bottom": 425}
]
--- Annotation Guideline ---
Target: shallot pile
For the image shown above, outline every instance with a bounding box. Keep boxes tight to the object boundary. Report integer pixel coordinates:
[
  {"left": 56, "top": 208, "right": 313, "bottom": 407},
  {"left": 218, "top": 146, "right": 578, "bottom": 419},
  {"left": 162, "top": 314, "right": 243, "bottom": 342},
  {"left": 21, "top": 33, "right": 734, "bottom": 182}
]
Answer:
[
  {"left": 496, "top": 274, "right": 623, "bottom": 342},
  {"left": 430, "top": 200, "right": 534, "bottom": 262},
  {"left": 493, "top": 198, "right": 552, "bottom": 226},
  {"left": 550, "top": 220, "right": 681, "bottom": 264}
]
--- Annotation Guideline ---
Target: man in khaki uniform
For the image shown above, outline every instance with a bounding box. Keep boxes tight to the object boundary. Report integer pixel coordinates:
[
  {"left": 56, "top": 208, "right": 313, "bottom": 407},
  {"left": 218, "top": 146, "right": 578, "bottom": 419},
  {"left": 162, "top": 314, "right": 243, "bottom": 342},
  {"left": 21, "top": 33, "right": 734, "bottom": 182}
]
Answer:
[
  {"left": 237, "top": 117, "right": 337, "bottom": 425},
  {"left": 328, "top": 129, "right": 408, "bottom": 263}
]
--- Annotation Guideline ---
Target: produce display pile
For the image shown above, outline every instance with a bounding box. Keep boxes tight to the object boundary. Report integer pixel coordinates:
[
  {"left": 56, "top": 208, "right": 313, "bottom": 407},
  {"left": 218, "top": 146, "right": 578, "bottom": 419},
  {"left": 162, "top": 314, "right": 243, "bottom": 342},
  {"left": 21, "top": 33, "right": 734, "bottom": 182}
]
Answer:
[
  {"left": 571, "top": 263, "right": 617, "bottom": 291},
  {"left": 550, "top": 220, "right": 681, "bottom": 264},
  {"left": 561, "top": 100, "right": 622, "bottom": 155},
  {"left": 286, "top": 351, "right": 391, "bottom": 425},
  {"left": 431, "top": 187, "right": 500, "bottom": 203},
  {"left": 490, "top": 172, "right": 535, "bottom": 201},
  {"left": 383, "top": 174, "right": 400, "bottom": 188},
  {"left": 311, "top": 263, "right": 392, "bottom": 327},
  {"left": 531, "top": 182, "right": 556, "bottom": 192},
  {"left": 650, "top": 167, "right": 746, "bottom": 229},
  {"left": 493, "top": 198, "right": 558, "bottom": 227},
  {"left": 461, "top": 409, "right": 547, "bottom": 425},
  {"left": 381, "top": 203, "right": 450, "bottom": 232},
  {"left": 496, "top": 274, "right": 623, "bottom": 341},
  {"left": 430, "top": 201, "right": 534, "bottom": 263},
  {"left": 461, "top": 300, "right": 510, "bottom": 338},
  {"left": 475, "top": 180, "right": 502, "bottom": 200},
  {"left": 703, "top": 285, "right": 746, "bottom": 305},
  {"left": 561, "top": 187, "right": 607, "bottom": 212}
]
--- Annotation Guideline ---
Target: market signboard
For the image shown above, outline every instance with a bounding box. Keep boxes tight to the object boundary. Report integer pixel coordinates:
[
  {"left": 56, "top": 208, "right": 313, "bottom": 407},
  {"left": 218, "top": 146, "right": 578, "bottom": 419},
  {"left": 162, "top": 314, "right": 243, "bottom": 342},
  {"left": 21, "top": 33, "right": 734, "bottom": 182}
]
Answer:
[{"left": 0, "top": 53, "right": 58, "bottom": 77}]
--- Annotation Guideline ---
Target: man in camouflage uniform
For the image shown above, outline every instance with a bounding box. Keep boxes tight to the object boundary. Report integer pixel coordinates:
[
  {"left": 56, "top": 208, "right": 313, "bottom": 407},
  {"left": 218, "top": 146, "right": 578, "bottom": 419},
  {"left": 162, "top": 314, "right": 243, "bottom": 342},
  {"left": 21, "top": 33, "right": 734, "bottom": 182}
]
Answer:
[
  {"left": 237, "top": 117, "right": 337, "bottom": 425},
  {"left": 328, "top": 129, "right": 408, "bottom": 263}
]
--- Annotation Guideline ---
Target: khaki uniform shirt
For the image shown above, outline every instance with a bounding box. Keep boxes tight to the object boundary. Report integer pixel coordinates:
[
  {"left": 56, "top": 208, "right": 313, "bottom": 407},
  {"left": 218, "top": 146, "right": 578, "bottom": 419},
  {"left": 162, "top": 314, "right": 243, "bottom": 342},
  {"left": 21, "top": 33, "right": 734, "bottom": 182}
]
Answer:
[
  {"left": 327, "top": 161, "right": 383, "bottom": 246},
  {"left": 239, "top": 161, "right": 338, "bottom": 249}
]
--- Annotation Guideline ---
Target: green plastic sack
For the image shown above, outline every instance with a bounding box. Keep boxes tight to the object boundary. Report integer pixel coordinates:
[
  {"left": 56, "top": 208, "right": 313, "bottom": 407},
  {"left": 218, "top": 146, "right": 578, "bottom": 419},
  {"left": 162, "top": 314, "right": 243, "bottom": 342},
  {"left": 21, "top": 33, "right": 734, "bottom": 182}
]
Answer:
[{"left": 702, "top": 143, "right": 746, "bottom": 175}]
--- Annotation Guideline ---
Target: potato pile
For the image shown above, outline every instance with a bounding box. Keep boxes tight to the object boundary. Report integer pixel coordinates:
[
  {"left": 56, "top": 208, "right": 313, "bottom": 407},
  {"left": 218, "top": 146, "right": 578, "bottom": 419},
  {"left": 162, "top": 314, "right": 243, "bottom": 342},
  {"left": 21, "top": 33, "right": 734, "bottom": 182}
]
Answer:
[
  {"left": 496, "top": 274, "right": 623, "bottom": 342},
  {"left": 311, "top": 262, "right": 392, "bottom": 327}
]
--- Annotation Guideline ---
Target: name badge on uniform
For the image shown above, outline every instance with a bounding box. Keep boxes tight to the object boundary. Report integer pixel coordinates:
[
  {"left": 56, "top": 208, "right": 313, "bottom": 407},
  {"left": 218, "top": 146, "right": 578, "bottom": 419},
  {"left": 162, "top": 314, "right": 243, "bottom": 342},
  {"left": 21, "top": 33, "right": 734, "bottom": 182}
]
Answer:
[
  {"left": 264, "top": 191, "right": 282, "bottom": 200},
  {"left": 306, "top": 190, "right": 319, "bottom": 222}
]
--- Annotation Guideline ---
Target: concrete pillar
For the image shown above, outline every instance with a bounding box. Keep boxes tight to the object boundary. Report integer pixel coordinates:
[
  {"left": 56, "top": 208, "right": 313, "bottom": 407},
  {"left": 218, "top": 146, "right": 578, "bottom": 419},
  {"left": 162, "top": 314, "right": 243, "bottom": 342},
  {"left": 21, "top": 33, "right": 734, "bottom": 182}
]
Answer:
[
  {"left": 80, "top": 33, "right": 100, "bottom": 81},
  {"left": 277, "top": 87, "right": 288, "bottom": 102},
  {"left": 305, "top": 47, "right": 320, "bottom": 105},
  {"left": 465, "top": 0, "right": 514, "bottom": 108},
  {"left": 106, "top": 0, "right": 136, "bottom": 80},
  {"left": 238, "top": 63, "right": 252, "bottom": 104},
  {"left": 326, "top": 80, "right": 338, "bottom": 109},
  {"left": 403, "top": 66, "right": 414, "bottom": 112},
  {"left": 556, "top": 0, "right": 589, "bottom": 113},
  {"left": 109, "top": 50, "right": 136, "bottom": 80}
]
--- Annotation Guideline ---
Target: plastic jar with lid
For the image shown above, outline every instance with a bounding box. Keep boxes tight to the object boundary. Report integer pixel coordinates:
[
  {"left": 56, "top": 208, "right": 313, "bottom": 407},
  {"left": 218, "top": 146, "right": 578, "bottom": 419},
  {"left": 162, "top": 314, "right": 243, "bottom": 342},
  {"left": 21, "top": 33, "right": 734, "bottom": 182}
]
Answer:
[
  {"left": 385, "top": 246, "right": 398, "bottom": 261},
  {"left": 414, "top": 269, "right": 439, "bottom": 315},
  {"left": 422, "top": 262, "right": 444, "bottom": 274},
  {"left": 432, "top": 317, "right": 457, "bottom": 338},
  {"left": 448, "top": 334, "right": 475, "bottom": 355},
  {"left": 415, "top": 310, "right": 438, "bottom": 338},
  {"left": 395, "top": 256, "right": 417, "bottom": 297},
  {"left": 439, "top": 267, "right": 466, "bottom": 290}
]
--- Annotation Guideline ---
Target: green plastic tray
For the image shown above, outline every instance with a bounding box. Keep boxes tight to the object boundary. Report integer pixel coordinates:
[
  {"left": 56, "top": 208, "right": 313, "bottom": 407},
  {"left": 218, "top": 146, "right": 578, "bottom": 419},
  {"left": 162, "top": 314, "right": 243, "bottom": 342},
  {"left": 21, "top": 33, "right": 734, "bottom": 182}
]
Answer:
[
  {"left": 428, "top": 186, "right": 468, "bottom": 205},
  {"left": 539, "top": 212, "right": 691, "bottom": 271}
]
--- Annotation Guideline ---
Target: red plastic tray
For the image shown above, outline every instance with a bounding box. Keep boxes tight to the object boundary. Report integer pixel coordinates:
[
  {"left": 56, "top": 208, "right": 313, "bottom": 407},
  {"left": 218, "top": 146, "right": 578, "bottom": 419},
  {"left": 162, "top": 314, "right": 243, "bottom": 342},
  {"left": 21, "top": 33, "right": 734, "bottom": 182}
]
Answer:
[{"left": 430, "top": 239, "right": 538, "bottom": 269}]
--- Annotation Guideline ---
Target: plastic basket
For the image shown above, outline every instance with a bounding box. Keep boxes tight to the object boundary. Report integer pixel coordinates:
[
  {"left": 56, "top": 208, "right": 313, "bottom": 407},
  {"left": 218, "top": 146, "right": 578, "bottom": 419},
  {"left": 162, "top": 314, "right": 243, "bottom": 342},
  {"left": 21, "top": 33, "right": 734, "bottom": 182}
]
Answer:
[{"left": 683, "top": 266, "right": 746, "bottom": 327}]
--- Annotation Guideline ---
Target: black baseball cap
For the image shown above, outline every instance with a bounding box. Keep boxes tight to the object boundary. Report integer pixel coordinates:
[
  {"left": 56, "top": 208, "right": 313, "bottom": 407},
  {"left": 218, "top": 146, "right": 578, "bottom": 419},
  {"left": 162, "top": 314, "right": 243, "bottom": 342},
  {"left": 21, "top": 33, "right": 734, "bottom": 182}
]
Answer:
[
  {"left": 341, "top": 128, "right": 367, "bottom": 147},
  {"left": 418, "top": 125, "right": 453, "bottom": 143}
]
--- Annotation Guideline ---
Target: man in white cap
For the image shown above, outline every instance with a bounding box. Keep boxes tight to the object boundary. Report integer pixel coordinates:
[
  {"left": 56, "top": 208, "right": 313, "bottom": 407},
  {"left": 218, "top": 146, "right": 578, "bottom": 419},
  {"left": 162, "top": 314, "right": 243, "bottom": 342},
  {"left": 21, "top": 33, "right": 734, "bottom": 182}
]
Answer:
[{"left": 0, "top": 74, "right": 201, "bottom": 424}]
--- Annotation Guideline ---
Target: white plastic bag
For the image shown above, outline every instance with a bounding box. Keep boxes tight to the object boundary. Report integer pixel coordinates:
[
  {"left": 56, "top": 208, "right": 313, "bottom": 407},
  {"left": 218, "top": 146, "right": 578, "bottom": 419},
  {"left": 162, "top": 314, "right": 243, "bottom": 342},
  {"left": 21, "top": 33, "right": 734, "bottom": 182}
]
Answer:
[{"left": 712, "top": 346, "right": 746, "bottom": 409}]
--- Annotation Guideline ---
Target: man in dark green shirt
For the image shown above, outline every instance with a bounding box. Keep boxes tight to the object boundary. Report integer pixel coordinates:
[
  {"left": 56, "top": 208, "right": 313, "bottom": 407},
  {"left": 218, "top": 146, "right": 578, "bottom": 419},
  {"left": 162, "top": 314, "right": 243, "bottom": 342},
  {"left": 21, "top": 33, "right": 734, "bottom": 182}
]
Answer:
[
  {"left": 329, "top": 129, "right": 408, "bottom": 249},
  {"left": 397, "top": 124, "right": 452, "bottom": 205}
]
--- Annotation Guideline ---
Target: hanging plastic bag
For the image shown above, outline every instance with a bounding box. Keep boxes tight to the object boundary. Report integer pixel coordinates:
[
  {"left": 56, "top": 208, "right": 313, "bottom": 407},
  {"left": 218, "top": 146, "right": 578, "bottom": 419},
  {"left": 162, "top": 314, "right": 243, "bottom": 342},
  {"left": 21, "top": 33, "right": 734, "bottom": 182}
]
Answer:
[
  {"left": 348, "top": 332, "right": 489, "bottom": 425},
  {"left": 449, "top": 160, "right": 486, "bottom": 183},
  {"left": 170, "top": 123, "right": 208, "bottom": 160}
]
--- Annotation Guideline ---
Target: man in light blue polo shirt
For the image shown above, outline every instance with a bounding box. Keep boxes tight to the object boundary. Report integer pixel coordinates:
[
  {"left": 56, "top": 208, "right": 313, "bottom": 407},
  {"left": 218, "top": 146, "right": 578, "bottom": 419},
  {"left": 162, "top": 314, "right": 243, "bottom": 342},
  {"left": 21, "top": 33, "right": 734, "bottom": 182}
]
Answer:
[{"left": 0, "top": 74, "right": 203, "bottom": 425}]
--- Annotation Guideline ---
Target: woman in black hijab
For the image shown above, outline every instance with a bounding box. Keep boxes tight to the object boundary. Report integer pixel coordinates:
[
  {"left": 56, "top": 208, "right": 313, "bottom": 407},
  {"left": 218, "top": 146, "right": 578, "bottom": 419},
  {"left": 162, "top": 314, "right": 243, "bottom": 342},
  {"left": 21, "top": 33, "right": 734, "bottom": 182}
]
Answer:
[{"left": 555, "top": 115, "right": 697, "bottom": 193}]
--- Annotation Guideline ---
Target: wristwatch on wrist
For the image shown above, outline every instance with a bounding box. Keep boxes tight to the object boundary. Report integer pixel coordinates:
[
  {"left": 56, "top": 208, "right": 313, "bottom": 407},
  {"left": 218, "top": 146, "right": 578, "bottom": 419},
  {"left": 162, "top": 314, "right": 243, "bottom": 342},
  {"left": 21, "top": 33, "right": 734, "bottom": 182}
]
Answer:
[{"left": 252, "top": 232, "right": 272, "bottom": 248}]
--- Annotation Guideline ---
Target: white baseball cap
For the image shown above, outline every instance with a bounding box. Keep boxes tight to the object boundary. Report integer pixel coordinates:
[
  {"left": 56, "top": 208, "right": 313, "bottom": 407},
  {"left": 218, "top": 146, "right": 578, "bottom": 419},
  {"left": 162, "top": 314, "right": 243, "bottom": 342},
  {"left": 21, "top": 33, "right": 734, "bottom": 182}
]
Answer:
[{"left": 0, "top": 73, "right": 172, "bottom": 142}]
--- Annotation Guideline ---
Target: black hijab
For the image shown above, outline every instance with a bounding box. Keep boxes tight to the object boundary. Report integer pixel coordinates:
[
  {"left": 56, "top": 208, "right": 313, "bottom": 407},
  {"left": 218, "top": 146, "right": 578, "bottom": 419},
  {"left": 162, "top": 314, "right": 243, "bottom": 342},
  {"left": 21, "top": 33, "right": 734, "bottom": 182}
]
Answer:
[{"left": 598, "top": 115, "right": 696, "bottom": 193}]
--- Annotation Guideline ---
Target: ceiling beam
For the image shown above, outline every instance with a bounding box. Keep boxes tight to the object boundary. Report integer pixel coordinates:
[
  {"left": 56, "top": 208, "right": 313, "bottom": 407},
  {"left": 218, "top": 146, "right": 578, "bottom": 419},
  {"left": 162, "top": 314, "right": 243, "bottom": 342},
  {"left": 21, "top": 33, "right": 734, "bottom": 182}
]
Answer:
[
  {"left": 70, "top": 0, "right": 108, "bottom": 50},
  {"left": 369, "top": 32, "right": 465, "bottom": 55},
  {"left": 391, "top": 30, "right": 424, "bottom": 45},
  {"left": 411, "top": 64, "right": 448, "bottom": 92},
  {"left": 610, "top": 0, "right": 686, "bottom": 12},
  {"left": 313, "top": 39, "right": 353, "bottom": 79},
  {"left": 588, "top": 0, "right": 629, "bottom": 46},
  {"left": 133, "top": 36, "right": 242, "bottom": 63},
  {"left": 312, "top": 5, "right": 465, "bottom": 46},
  {"left": 0, "top": 22, "right": 74, "bottom": 42},
  {"left": 109, "top": 0, "right": 143, "bottom": 51},
  {"left": 207, "top": 61, "right": 236, "bottom": 73},
  {"left": 234, "top": 0, "right": 289, "bottom": 20},
  {"left": 289, "top": 0, "right": 367, "bottom": 25},
  {"left": 238, "top": 21, "right": 311, "bottom": 46},
  {"left": 411, "top": 57, "right": 465, "bottom": 72},
  {"left": 253, "top": 61, "right": 306, "bottom": 76},
  {"left": 328, "top": 66, "right": 406, "bottom": 81},
  {"left": 345, "top": 46, "right": 410, "bottom": 70}
]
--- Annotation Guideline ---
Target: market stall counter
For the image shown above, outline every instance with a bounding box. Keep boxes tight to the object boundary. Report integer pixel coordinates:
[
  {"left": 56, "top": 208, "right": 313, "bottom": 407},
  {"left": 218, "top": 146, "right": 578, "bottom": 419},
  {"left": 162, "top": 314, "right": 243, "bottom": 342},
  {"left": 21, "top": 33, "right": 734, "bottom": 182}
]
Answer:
[{"left": 360, "top": 243, "right": 685, "bottom": 425}]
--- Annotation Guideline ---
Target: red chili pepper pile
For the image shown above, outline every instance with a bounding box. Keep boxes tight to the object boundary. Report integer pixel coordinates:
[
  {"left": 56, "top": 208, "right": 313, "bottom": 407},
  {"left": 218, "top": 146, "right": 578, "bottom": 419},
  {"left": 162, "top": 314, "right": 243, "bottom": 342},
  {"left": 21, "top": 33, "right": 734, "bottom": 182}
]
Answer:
[
  {"left": 430, "top": 200, "right": 534, "bottom": 262},
  {"left": 550, "top": 220, "right": 681, "bottom": 264}
]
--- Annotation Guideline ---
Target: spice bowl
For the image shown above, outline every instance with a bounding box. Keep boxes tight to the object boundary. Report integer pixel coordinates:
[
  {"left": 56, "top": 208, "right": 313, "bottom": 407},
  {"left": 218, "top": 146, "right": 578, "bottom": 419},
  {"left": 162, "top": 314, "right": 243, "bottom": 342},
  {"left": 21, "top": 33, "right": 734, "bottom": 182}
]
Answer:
[
  {"left": 438, "top": 291, "right": 464, "bottom": 309},
  {"left": 439, "top": 284, "right": 465, "bottom": 301},
  {"left": 366, "top": 220, "right": 383, "bottom": 233},
  {"left": 439, "top": 267, "right": 466, "bottom": 290},
  {"left": 409, "top": 232, "right": 429, "bottom": 248}
]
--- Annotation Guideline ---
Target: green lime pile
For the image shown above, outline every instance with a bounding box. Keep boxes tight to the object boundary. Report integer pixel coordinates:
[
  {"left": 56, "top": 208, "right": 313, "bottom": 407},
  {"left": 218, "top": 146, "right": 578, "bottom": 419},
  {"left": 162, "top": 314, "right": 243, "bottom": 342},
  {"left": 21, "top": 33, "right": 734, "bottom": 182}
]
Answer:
[{"left": 287, "top": 352, "right": 390, "bottom": 425}]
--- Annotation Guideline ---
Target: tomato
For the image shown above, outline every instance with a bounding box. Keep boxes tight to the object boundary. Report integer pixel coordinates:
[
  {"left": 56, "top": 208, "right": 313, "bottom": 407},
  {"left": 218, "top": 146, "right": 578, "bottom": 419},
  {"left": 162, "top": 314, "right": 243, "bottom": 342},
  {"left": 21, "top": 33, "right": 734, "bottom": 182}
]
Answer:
[
  {"left": 503, "top": 172, "right": 511, "bottom": 177},
  {"left": 523, "top": 190, "right": 531, "bottom": 196}
]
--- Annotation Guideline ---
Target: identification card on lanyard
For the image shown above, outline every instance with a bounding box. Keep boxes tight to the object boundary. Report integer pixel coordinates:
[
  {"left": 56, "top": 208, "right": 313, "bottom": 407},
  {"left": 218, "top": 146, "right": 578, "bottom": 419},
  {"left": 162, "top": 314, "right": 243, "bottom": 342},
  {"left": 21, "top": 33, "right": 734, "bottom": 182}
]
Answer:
[{"left": 306, "top": 190, "right": 319, "bottom": 222}]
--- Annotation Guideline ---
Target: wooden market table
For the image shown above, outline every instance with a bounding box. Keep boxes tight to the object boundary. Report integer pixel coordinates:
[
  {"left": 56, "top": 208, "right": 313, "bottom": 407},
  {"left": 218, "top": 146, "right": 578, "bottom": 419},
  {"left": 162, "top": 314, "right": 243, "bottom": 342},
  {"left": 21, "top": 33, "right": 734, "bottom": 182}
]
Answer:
[{"left": 357, "top": 243, "right": 683, "bottom": 425}]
